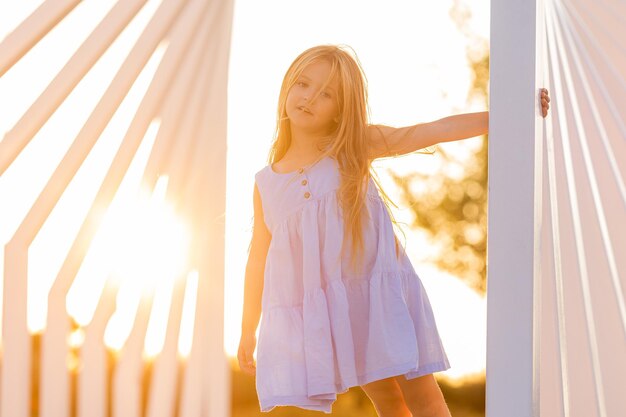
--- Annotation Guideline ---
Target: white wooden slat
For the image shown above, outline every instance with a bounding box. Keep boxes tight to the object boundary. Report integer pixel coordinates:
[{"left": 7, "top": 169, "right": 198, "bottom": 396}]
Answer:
[
  {"left": 0, "top": 0, "right": 81, "bottom": 78},
  {"left": 534, "top": 1, "right": 626, "bottom": 416},
  {"left": 78, "top": 279, "right": 118, "bottom": 417},
  {"left": 140, "top": 7, "right": 221, "bottom": 414},
  {"left": 0, "top": 0, "right": 148, "bottom": 175},
  {"left": 541, "top": 16, "right": 570, "bottom": 417},
  {"left": 40, "top": 291, "right": 73, "bottom": 417},
  {"left": 178, "top": 7, "right": 234, "bottom": 413},
  {"left": 37, "top": 1, "right": 193, "bottom": 415},
  {"left": 551, "top": 2, "right": 625, "bottom": 416},
  {"left": 112, "top": 291, "right": 155, "bottom": 417},
  {"left": 43, "top": 0, "right": 206, "bottom": 416},
  {"left": 44, "top": 0, "right": 213, "bottom": 298},
  {"left": 146, "top": 278, "right": 186, "bottom": 417},
  {"left": 200, "top": 4, "right": 234, "bottom": 415},
  {"left": 557, "top": 4, "right": 626, "bottom": 205},
  {"left": 1, "top": 242, "right": 30, "bottom": 417},
  {"left": 1, "top": 1, "right": 235, "bottom": 417},
  {"left": 177, "top": 46, "right": 224, "bottom": 417},
  {"left": 139, "top": 0, "right": 221, "bottom": 194},
  {"left": 546, "top": 4, "right": 607, "bottom": 415},
  {"left": 178, "top": 345, "right": 203, "bottom": 417},
  {"left": 552, "top": 0, "right": 626, "bottom": 338},
  {"left": 114, "top": 1, "right": 227, "bottom": 414}
]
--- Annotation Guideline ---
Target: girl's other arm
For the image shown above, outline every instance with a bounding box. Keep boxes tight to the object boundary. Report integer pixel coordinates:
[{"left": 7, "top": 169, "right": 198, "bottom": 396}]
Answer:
[
  {"left": 241, "top": 183, "right": 271, "bottom": 335},
  {"left": 367, "top": 111, "right": 488, "bottom": 159},
  {"left": 238, "top": 183, "right": 271, "bottom": 375}
]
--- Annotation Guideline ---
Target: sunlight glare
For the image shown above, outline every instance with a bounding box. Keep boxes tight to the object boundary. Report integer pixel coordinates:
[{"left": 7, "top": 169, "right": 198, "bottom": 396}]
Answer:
[
  {"left": 68, "top": 327, "right": 86, "bottom": 349},
  {"left": 82, "top": 175, "right": 192, "bottom": 352},
  {"left": 106, "top": 176, "right": 189, "bottom": 293}
]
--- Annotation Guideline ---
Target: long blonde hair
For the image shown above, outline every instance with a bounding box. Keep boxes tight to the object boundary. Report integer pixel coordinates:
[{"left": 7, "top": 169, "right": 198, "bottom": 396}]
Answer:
[{"left": 267, "top": 44, "right": 403, "bottom": 275}]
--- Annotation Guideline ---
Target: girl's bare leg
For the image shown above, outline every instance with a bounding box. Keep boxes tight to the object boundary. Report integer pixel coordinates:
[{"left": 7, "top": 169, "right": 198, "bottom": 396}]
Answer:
[
  {"left": 394, "top": 373, "right": 451, "bottom": 417},
  {"left": 361, "top": 376, "right": 413, "bottom": 417}
]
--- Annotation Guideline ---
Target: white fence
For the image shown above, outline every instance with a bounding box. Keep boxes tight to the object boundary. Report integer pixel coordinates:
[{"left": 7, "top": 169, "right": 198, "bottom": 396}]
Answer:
[{"left": 0, "top": 1, "right": 233, "bottom": 416}]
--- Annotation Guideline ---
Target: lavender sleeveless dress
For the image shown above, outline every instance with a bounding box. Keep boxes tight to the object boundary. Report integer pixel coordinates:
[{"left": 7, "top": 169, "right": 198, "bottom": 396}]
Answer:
[{"left": 254, "top": 155, "right": 450, "bottom": 413}]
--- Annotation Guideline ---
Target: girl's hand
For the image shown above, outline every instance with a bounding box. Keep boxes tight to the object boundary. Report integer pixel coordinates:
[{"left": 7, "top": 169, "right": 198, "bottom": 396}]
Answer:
[
  {"left": 540, "top": 88, "right": 550, "bottom": 118},
  {"left": 237, "top": 331, "right": 257, "bottom": 376}
]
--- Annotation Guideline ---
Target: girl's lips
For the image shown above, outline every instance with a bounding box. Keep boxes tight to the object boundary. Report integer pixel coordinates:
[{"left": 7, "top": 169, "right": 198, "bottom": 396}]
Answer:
[{"left": 298, "top": 105, "right": 312, "bottom": 114}]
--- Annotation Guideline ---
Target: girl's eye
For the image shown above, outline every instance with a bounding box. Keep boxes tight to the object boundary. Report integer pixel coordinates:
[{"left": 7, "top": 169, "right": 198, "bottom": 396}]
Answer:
[
  {"left": 321, "top": 92, "right": 331, "bottom": 98},
  {"left": 296, "top": 81, "right": 307, "bottom": 87}
]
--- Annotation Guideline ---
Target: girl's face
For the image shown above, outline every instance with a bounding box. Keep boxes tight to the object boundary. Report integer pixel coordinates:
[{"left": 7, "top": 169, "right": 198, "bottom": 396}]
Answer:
[{"left": 285, "top": 60, "right": 340, "bottom": 135}]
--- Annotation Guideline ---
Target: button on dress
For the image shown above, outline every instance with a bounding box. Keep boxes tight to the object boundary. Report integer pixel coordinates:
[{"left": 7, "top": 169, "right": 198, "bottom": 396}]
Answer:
[{"left": 254, "top": 155, "right": 451, "bottom": 413}]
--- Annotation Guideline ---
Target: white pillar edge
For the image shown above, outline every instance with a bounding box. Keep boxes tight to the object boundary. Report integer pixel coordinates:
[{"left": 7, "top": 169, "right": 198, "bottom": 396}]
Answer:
[{"left": 486, "top": 0, "right": 545, "bottom": 416}]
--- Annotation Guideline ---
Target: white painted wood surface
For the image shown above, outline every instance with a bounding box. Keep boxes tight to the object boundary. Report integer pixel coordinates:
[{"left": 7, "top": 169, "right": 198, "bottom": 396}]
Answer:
[
  {"left": 78, "top": 279, "right": 117, "bottom": 417},
  {"left": 488, "top": 0, "right": 544, "bottom": 416},
  {"left": 489, "top": 0, "right": 626, "bottom": 416},
  {"left": 112, "top": 291, "right": 154, "bottom": 417},
  {"left": 0, "top": 0, "right": 234, "bottom": 416}
]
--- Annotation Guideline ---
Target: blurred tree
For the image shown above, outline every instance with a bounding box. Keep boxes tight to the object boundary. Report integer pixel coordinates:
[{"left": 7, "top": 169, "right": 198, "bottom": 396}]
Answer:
[{"left": 388, "top": 0, "right": 489, "bottom": 294}]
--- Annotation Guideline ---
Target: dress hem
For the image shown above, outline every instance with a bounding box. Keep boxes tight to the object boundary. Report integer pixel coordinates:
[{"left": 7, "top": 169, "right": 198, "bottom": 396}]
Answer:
[{"left": 259, "top": 359, "right": 451, "bottom": 414}]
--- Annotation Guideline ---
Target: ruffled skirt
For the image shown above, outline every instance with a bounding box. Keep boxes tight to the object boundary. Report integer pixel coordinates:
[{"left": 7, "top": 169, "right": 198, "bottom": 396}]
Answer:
[{"left": 255, "top": 193, "right": 450, "bottom": 413}]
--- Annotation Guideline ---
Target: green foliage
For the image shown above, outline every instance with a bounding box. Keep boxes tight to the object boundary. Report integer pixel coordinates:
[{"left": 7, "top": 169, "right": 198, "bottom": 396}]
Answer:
[
  {"left": 389, "top": 3, "right": 490, "bottom": 295},
  {"left": 390, "top": 137, "right": 488, "bottom": 294}
]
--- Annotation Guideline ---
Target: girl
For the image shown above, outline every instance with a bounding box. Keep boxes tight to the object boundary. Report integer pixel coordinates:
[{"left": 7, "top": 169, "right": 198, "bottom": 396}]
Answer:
[{"left": 238, "top": 44, "right": 550, "bottom": 416}]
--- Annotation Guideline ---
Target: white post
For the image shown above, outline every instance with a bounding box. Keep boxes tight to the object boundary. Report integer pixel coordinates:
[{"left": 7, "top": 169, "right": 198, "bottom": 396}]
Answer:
[{"left": 487, "top": 0, "right": 544, "bottom": 416}]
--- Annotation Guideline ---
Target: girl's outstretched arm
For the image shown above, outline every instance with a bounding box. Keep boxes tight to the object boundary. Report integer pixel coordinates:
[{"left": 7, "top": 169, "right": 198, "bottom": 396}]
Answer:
[
  {"left": 367, "top": 88, "right": 550, "bottom": 160},
  {"left": 367, "top": 111, "right": 488, "bottom": 159}
]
